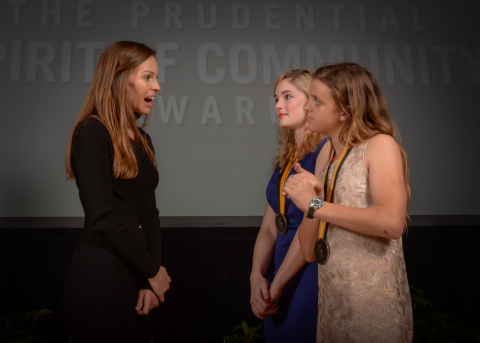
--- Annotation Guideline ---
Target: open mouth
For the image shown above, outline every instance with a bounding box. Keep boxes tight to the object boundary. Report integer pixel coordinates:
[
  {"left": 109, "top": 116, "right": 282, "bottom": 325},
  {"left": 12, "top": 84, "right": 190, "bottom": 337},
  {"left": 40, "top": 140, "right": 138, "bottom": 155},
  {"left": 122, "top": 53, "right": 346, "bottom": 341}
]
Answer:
[
  {"left": 142, "top": 97, "right": 155, "bottom": 109},
  {"left": 144, "top": 97, "right": 155, "bottom": 107}
]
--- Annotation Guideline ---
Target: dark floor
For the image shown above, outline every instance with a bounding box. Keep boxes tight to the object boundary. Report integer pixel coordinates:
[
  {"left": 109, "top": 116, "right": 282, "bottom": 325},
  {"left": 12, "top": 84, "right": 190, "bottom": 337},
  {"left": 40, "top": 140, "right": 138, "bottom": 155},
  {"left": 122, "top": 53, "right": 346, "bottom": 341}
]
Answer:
[{"left": 1, "top": 225, "right": 479, "bottom": 342}]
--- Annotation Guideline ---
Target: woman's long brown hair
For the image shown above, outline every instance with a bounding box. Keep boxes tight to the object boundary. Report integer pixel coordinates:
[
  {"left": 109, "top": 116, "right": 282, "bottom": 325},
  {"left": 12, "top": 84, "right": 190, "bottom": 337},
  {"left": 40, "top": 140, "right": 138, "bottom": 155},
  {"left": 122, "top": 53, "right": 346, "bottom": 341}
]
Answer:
[
  {"left": 65, "top": 41, "right": 157, "bottom": 180},
  {"left": 273, "top": 69, "right": 325, "bottom": 170},
  {"left": 313, "top": 62, "right": 411, "bottom": 207}
]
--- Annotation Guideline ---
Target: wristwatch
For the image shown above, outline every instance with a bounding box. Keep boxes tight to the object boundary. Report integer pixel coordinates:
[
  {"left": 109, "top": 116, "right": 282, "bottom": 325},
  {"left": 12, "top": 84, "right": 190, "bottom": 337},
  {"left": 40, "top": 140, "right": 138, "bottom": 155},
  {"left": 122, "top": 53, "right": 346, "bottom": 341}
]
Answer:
[{"left": 307, "top": 197, "right": 323, "bottom": 219}]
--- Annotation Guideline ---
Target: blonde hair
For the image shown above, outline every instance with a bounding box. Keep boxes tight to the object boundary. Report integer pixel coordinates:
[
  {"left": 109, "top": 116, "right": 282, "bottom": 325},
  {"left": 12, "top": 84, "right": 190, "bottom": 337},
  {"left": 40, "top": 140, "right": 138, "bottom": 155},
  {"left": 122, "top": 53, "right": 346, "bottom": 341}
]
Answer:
[
  {"left": 313, "top": 63, "right": 410, "bottom": 207},
  {"left": 65, "top": 41, "right": 157, "bottom": 180},
  {"left": 273, "top": 69, "right": 325, "bottom": 169}
]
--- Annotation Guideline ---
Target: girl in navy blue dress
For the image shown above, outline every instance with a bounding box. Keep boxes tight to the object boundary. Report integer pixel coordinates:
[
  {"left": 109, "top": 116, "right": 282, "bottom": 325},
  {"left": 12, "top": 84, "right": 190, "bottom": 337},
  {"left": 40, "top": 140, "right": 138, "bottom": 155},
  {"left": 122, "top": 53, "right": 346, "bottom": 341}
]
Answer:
[{"left": 250, "top": 69, "right": 328, "bottom": 342}]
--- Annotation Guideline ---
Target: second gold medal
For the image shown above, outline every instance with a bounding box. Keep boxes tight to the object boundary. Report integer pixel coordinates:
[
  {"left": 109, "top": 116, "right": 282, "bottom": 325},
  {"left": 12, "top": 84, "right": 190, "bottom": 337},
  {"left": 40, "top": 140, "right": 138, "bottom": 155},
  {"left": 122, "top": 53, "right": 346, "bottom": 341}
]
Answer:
[{"left": 276, "top": 146, "right": 298, "bottom": 235}]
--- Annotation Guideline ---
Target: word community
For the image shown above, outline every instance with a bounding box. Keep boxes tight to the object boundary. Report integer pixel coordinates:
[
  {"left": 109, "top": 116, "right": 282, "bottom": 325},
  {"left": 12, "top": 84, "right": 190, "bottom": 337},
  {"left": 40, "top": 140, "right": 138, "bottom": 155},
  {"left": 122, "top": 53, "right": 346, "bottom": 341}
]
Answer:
[{"left": 3, "top": 41, "right": 479, "bottom": 86}]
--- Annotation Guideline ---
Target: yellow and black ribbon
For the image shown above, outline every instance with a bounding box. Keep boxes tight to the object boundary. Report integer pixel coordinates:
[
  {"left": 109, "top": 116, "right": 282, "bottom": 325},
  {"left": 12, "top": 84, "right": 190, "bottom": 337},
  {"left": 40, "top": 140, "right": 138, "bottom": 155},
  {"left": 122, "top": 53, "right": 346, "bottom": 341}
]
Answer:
[
  {"left": 277, "top": 148, "right": 298, "bottom": 215},
  {"left": 275, "top": 144, "right": 298, "bottom": 234},
  {"left": 319, "top": 145, "right": 352, "bottom": 241},
  {"left": 314, "top": 145, "right": 352, "bottom": 264}
]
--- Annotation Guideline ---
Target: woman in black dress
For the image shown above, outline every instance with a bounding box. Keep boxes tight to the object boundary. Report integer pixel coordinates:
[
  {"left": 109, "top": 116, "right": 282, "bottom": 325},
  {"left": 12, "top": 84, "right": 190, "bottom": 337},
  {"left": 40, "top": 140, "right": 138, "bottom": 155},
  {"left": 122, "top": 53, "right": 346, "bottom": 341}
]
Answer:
[{"left": 63, "top": 41, "right": 171, "bottom": 343}]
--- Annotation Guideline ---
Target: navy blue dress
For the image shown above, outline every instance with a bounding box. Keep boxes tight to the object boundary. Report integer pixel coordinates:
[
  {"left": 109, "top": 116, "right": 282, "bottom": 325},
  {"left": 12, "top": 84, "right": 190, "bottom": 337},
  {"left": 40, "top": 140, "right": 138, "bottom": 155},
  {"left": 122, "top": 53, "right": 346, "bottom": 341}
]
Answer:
[{"left": 264, "top": 139, "right": 327, "bottom": 343}]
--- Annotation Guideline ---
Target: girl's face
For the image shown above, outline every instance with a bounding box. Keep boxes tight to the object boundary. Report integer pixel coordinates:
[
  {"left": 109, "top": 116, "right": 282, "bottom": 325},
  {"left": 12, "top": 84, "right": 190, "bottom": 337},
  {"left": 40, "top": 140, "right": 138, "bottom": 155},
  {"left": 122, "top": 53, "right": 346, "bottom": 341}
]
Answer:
[
  {"left": 305, "top": 79, "right": 346, "bottom": 135},
  {"left": 126, "top": 56, "right": 160, "bottom": 115},
  {"left": 274, "top": 79, "right": 307, "bottom": 132}
]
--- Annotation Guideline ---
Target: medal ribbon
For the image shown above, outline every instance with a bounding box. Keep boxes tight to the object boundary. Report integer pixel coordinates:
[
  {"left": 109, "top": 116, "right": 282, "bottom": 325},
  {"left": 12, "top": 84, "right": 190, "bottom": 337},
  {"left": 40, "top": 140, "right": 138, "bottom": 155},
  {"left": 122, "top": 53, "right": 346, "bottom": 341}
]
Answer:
[
  {"left": 318, "top": 145, "right": 352, "bottom": 241},
  {"left": 277, "top": 144, "right": 298, "bottom": 217}
]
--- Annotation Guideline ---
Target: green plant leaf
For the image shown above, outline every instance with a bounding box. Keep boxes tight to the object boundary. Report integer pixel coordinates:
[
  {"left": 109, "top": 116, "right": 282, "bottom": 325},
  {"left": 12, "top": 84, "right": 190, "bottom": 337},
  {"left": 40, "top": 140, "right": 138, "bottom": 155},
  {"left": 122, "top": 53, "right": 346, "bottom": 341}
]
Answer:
[
  {"left": 36, "top": 309, "right": 53, "bottom": 318},
  {"left": 241, "top": 321, "right": 249, "bottom": 336},
  {"left": 410, "top": 286, "right": 432, "bottom": 310},
  {"left": 251, "top": 334, "right": 264, "bottom": 341},
  {"left": 250, "top": 324, "right": 263, "bottom": 336},
  {"left": 250, "top": 327, "right": 258, "bottom": 336},
  {"left": 23, "top": 311, "right": 36, "bottom": 319},
  {"left": 231, "top": 324, "right": 242, "bottom": 332},
  {"left": 224, "top": 321, "right": 265, "bottom": 343},
  {"left": 223, "top": 334, "right": 240, "bottom": 343}
]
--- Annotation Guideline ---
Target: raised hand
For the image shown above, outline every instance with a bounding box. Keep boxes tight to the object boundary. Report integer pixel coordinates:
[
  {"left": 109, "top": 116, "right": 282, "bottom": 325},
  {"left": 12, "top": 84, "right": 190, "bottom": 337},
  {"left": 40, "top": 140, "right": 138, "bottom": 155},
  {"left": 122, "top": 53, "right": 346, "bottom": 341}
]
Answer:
[
  {"left": 148, "top": 266, "right": 171, "bottom": 302},
  {"left": 281, "top": 163, "right": 324, "bottom": 199},
  {"left": 292, "top": 163, "right": 325, "bottom": 198},
  {"left": 283, "top": 172, "right": 318, "bottom": 213}
]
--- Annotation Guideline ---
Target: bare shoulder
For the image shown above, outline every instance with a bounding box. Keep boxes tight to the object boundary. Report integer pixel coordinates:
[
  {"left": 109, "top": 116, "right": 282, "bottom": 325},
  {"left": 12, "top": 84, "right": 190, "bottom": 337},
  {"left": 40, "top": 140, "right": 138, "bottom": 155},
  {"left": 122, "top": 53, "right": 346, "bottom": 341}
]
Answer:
[
  {"left": 369, "top": 133, "right": 397, "bottom": 145},
  {"left": 365, "top": 134, "right": 401, "bottom": 169}
]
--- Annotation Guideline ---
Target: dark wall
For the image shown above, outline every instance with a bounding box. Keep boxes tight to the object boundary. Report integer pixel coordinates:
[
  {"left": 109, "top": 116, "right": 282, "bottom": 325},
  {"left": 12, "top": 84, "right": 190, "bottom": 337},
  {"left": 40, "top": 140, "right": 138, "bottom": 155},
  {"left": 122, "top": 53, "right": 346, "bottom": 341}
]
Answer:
[{"left": 1, "top": 221, "right": 479, "bottom": 342}]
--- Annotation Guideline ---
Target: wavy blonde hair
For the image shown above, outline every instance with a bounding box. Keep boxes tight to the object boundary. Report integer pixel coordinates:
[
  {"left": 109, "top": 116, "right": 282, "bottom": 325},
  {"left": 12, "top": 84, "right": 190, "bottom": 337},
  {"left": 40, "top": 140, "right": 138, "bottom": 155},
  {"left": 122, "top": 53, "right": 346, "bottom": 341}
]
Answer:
[
  {"left": 65, "top": 41, "right": 157, "bottom": 180},
  {"left": 273, "top": 69, "right": 325, "bottom": 169},
  {"left": 313, "top": 62, "right": 411, "bottom": 207}
]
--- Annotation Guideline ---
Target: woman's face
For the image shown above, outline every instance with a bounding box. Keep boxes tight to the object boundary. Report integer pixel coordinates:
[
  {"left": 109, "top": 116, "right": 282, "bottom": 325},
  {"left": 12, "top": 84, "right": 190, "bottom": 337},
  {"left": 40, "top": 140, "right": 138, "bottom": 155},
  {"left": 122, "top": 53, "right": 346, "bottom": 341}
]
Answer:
[
  {"left": 305, "top": 79, "right": 344, "bottom": 135},
  {"left": 126, "top": 55, "right": 160, "bottom": 115},
  {"left": 274, "top": 79, "right": 307, "bottom": 132}
]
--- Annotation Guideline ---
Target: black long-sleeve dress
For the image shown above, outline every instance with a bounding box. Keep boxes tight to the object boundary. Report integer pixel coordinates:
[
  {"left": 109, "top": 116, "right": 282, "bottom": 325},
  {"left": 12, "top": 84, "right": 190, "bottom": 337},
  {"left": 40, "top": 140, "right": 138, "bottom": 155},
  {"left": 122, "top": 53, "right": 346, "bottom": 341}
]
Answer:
[{"left": 63, "top": 118, "right": 161, "bottom": 343}]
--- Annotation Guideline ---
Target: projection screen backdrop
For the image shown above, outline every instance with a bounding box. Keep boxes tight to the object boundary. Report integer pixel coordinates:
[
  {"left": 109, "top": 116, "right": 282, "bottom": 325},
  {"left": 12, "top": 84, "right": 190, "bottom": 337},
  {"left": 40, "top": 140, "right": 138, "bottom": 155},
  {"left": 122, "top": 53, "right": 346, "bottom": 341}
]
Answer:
[{"left": 0, "top": 0, "right": 479, "bottom": 217}]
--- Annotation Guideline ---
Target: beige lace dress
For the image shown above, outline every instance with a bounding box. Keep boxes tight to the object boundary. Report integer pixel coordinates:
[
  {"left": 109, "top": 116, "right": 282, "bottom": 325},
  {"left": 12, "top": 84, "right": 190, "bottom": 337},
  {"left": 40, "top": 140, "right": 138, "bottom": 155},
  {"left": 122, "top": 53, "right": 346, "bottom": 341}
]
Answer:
[{"left": 316, "top": 141, "right": 413, "bottom": 342}]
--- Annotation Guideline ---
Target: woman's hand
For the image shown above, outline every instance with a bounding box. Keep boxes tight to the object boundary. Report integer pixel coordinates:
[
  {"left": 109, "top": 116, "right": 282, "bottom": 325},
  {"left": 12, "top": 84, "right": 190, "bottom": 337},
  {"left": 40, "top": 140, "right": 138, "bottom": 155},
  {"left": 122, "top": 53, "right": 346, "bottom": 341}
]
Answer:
[
  {"left": 135, "top": 289, "right": 159, "bottom": 315},
  {"left": 250, "top": 274, "right": 270, "bottom": 320},
  {"left": 261, "top": 278, "right": 283, "bottom": 316},
  {"left": 148, "top": 266, "right": 171, "bottom": 302},
  {"left": 283, "top": 168, "right": 319, "bottom": 213},
  {"left": 282, "top": 163, "right": 324, "bottom": 199}
]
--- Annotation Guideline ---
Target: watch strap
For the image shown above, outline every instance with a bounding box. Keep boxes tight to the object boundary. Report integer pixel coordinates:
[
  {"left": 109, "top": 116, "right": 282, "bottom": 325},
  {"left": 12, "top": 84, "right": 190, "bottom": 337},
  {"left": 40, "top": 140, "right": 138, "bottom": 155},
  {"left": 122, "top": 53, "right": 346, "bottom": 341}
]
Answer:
[{"left": 307, "top": 198, "right": 323, "bottom": 219}]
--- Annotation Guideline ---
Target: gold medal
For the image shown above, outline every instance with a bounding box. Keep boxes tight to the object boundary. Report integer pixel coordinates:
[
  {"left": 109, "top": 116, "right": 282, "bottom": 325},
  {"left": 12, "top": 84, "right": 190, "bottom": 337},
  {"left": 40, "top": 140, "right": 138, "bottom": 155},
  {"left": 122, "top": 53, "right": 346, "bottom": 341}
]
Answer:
[
  {"left": 314, "top": 238, "right": 330, "bottom": 265},
  {"left": 275, "top": 213, "right": 288, "bottom": 235}
]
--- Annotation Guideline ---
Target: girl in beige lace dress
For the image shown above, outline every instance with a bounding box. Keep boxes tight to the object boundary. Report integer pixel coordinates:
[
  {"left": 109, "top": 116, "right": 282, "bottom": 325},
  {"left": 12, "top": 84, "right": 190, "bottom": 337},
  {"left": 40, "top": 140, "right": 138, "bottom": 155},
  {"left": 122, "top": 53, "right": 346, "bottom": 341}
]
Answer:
[{"left": 283, "top": 63, "right": 413, "bottom": 342}]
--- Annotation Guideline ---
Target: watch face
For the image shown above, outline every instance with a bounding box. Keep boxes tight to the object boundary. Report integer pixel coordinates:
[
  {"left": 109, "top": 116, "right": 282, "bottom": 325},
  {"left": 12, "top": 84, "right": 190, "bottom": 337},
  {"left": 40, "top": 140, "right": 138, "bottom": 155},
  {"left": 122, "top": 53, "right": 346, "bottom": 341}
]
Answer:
[{"left": 312, "top": 198, "right": 322, "bottom": 206}]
